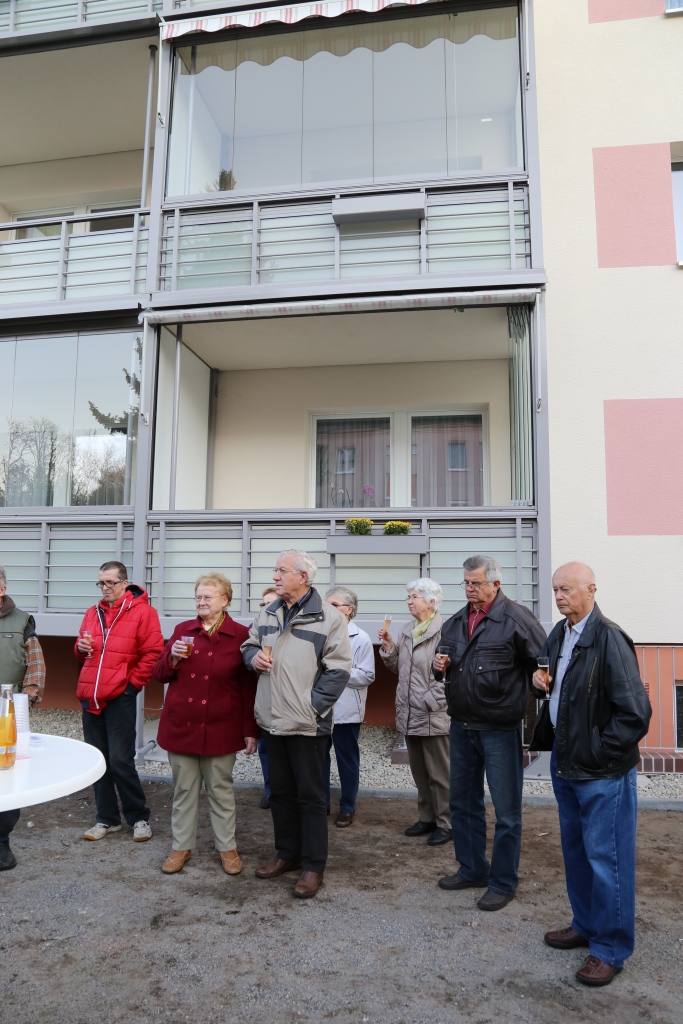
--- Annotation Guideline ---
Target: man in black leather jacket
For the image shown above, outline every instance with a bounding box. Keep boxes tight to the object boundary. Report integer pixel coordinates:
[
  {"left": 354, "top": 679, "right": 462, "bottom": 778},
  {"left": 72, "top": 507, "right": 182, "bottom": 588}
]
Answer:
[
  {"left": 433, "top": 555, "right": 546, "bottom": 912},
  {"left": 530, "top": 562, "right": 650, "bottom": 988}
]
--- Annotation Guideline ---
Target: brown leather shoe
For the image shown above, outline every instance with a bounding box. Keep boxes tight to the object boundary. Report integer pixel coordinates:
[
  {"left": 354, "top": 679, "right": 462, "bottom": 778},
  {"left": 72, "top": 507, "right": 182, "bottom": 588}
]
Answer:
[
  {"left": 294, "top": 870, "right": 324, "bottom": 898},
  {"left": 335, "top": 811, "right": 354, "bottom": 828},
  {"left": 161, "top": 849, "right": 191, "bottom": 874},
  {"left": 544, "top": 926, "right": 590, "bottom": 950},
  {"left": 255, "top": 858, "right": 302, "bottom": 879},
  {"left": 220, "top": 850, "right": 243, "bottom": 875},
  {"left": 575, "top": 956, "right": 622, "bottom": 987}
]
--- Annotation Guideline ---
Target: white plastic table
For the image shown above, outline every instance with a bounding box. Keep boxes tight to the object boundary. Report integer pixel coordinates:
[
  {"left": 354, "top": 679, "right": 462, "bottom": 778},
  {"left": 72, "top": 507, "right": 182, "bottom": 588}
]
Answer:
[{"left": 0, "top": 734, "right": 106, "bottom": 812}]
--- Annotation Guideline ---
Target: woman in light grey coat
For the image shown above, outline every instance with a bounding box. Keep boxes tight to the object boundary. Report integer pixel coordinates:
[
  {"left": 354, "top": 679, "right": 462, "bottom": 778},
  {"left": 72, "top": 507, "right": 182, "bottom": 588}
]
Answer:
[{"left": 379, "top": 579, "right": 451, "bottom": 846}]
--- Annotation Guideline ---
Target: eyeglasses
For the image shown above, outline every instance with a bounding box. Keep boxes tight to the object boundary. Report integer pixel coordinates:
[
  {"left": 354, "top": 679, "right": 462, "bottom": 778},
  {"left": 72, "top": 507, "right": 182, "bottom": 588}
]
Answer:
[
  {"left": 272, "top": 567, "right": 302, "bottom": 577},
  {"left": 96, "top": 580, "right": 125, "bottom": 590},
  {"left": 459, "top": 580, "right": 489, "bottom": 590}
]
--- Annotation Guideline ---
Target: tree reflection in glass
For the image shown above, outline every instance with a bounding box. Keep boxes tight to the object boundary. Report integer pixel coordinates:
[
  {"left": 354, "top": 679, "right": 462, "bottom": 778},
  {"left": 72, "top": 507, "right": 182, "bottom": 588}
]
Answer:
[{"left": 0, "top": 332, "right": 140, "bottom": 508}]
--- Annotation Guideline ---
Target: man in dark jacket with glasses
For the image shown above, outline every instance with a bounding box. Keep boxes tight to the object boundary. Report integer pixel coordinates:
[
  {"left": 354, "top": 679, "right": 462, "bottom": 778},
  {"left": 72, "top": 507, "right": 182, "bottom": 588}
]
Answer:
[
  {"left": 433, "top": 554, "right": 546, "bottom": 912},
  {"left": 530, "top": 562, "right": 651, "bottom": 988}
]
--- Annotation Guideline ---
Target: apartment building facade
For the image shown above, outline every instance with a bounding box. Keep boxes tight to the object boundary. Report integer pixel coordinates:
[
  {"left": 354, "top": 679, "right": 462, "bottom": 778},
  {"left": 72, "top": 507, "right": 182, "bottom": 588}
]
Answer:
[{"left": 0, "top": 0, "right": 681, "bottom": 758}]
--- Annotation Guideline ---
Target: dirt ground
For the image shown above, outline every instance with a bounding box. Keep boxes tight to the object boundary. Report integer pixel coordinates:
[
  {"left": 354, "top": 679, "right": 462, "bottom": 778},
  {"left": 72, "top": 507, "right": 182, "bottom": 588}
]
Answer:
[{"left": 0, "top": 782, "right": 681, "bottom": 1024}]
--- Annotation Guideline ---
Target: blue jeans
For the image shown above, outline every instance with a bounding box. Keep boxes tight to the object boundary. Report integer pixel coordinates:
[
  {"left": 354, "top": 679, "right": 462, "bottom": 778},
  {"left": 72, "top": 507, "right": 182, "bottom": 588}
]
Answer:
[
  {"left": 258, "top": 736, "right": 270, "bottom": 798},
  {"left": 449, "top": 724, "right": 523, "bottom": 895},
  {"left": 324, "top": 723, "right": 361, "bottom": 814},
  {"left": 551, "top": 747, "right": 637, "bottom": 968}
]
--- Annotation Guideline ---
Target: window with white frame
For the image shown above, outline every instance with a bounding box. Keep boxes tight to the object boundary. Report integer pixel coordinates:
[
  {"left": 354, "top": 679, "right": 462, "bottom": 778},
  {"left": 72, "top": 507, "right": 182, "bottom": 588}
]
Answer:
[{"left": 313, "top": 411, "right": 487, "bottom": 509}]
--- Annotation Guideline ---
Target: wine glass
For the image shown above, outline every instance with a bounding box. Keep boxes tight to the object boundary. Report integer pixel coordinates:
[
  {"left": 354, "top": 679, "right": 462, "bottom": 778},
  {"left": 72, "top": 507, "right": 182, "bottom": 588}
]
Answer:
[{"left": 537, "top": 656, "right": 551, "bottom": 700}]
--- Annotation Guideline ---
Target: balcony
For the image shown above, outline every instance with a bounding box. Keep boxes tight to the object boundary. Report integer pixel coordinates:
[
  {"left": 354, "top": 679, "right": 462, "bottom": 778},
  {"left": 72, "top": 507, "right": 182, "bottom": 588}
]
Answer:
[
  {"left": 0, "top": 511, "right": 538, "bottom": 629},
  {"left": 157, "top": 182, "right": 531, "bottom": 303},
  {"left": 0, "top": 0, "right": 161, "bottom": 37},
  {"left": 0, "top": 209, "right": 149, "bottom": 309}
]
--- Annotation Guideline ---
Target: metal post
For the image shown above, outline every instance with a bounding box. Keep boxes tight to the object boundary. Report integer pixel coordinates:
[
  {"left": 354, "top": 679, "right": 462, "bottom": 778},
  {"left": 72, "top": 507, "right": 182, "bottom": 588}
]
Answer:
[
  {"left": 129, "top": 212, "right": 141, "bottom": 295},
  {"left": 508, "top": 180, "right": 516, "bottom": 270},
  {"left": 38, "top": 521, "right": 48, "bottom": 614},
  {"left": 251, "top": 202, "right": 259, "bottom": 285},
  {"left": 116, "top": 520, "right": 123, "bottom": 563},
  {"left": 141, "top": 45, "right": 158, "bottom": 208},
  {"left": 144, "top": 36, "right": 172, "bottom": 296},
  {"left": 56, "top": 219, "right": 68, "bottom": 300},
  {"left": 9, "top": 0, "right": 16, "bottom": 34},
  {"left": 168, "top": 327, "right": 182, "bottom": 511},
  {"left": 131, "top": 319, "right": 157, "bottom": 589},
  {"left": 157, "top": 520, "right": 166, "bottom": 618},
  {"left": 183, "top": 46, "right": 197, "bottom": 195},
  {"left": 531, "top": 291, "right": 552, "bottom": 631}
]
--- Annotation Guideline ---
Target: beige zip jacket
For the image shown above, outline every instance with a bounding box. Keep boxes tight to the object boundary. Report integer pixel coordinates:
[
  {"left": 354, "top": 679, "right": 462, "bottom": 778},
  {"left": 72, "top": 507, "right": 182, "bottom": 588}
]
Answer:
[
  {"left": 241, "top": 587, "right": 352, "bottom": 737},
  {"left": 380, "top": 614, "right": 450, "bottom": 737}
]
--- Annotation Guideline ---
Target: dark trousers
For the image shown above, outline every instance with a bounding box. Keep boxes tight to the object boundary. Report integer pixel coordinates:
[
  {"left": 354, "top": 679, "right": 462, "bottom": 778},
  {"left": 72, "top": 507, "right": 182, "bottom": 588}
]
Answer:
[
  {"left": 324, "top": 723, "right": 361, "bottom": 814},
  {"left": 551, "top": 746, "right": 637, "bottom": 968},
  {"left": 266, "top": 732, "right": 328, "bottom": 873},
  {"left": 0, "top": 809, "right": 20, "bottom": 843},
  {"left": 258, "top": 736, "right": 270, "bottom": 798},
  {"left": 449, "top": 724, "right": 523, "bottom": 895},
  {"left": 82, "top": 691, "right": 150, "bottom": 827}
]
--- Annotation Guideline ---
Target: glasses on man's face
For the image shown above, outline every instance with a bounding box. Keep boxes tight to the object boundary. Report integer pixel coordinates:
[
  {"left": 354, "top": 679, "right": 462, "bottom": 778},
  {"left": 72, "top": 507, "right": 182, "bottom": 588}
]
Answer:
[
  {"left": 272, "top": 567, "right": 301, "bottom": 577},
  {"left": 96, "top": 580, "right": 125, "bottom": 590},
  {"left": 460, "top": 580, "right": 488, "bottom": 590}
]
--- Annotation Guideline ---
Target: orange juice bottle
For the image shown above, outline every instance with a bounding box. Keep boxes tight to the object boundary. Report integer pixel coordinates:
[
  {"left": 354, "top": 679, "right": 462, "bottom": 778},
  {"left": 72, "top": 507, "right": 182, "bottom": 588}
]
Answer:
[{"left": 0, "top": 685, "right": 17, "bottom": 770}]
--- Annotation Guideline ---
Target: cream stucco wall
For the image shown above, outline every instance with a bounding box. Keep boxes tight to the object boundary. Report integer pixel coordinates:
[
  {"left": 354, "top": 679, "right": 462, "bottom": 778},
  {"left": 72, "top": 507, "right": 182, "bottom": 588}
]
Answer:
[
  {"left": 535, "top": 2, "right": 683, "bottom": 641},
  {"left": 212, "top": 360, "right": 511, "bottom": 510}
]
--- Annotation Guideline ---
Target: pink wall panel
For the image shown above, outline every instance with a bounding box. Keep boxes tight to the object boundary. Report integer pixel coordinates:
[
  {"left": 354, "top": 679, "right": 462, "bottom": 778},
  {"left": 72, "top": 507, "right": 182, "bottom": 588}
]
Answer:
[
  {"left": 588, "top": 0, "right": 664, "bottom": 21},
  {"left": 604, "top": 398, "right": 683, "bottom": 535},
  {"left": 593, "top": 144, "right": 677, "bottom": 268}
]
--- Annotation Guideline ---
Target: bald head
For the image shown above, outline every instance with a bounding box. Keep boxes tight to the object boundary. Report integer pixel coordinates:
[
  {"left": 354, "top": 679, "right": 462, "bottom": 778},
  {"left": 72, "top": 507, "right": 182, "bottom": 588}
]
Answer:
[{"left": 552, "top": 562, "right": 596, "bottom": 626}]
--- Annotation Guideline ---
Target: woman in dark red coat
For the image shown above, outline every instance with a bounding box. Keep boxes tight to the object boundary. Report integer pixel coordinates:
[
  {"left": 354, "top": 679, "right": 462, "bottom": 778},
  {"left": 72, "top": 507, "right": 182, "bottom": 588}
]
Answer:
[{"left": 153, "top": 573, "right": 258, "bottom": 876}]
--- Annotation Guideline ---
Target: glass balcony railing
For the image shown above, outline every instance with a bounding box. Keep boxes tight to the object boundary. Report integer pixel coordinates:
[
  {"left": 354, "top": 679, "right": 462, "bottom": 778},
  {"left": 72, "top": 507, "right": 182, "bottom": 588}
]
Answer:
[
  {"left": 0, "top": 0, "right": 162, "bottom": 35},
  {"left": 159, "top": 184, "right": 531, "bottom": 294},
  {"left": 0, "top": 210, "right": 149, "bottom": 306}
]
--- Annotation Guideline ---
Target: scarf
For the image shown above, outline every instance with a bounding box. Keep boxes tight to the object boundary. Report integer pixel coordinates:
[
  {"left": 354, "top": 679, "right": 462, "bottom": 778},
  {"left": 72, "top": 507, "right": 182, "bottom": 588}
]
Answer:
[
  {"left": 204, "top": 611, "right": 226, "bottom": 637},
  {"left": 411, "top": 613, "right": 435, "bottom": 648}
]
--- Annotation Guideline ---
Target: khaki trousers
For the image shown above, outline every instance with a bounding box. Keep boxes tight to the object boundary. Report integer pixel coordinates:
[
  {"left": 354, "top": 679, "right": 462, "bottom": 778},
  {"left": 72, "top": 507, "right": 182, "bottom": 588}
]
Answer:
[
  {"left": 405, "top": 734, "right": 451, "bottom": 830},
  {"left": 168, "top": 751, "right": 237, "bottom": 852}
]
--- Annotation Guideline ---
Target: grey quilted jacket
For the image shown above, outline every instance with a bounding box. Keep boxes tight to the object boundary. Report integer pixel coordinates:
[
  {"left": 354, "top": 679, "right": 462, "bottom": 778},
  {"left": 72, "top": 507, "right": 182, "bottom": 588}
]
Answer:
[{"left": 379, "top": 614, "right": 450, "bottom": 737}]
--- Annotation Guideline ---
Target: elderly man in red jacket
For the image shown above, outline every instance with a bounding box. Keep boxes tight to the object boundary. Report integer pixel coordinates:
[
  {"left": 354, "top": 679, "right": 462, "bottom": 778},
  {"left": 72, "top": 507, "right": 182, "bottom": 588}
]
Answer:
[{"left": 75, "top": 560, "right": 164, "bottom": 842}]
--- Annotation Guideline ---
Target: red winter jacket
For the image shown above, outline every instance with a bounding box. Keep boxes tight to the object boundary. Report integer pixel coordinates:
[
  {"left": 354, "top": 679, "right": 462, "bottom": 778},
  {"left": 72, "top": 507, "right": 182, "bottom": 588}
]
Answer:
[
  {"left": 75, "top": 585, "right": 164, "bottom": 715},
  {"left": 153, "top": 615, "right": 259, "bottom": 757}
]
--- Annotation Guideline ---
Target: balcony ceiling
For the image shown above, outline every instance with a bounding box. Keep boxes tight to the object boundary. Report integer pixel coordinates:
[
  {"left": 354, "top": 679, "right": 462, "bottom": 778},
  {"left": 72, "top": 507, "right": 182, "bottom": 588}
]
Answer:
[
  {"left": 181, "top": 306, "right": 509, "bottom": 371},
  {"left": 0, "top": 36, "right": 156, "bottom": 167}
]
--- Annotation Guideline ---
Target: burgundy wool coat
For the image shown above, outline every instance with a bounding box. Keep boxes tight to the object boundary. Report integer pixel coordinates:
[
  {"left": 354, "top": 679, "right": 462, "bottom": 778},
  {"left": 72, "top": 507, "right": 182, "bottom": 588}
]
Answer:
[{"left": 153, "top": 615, "right": 259, "bottom": 757}]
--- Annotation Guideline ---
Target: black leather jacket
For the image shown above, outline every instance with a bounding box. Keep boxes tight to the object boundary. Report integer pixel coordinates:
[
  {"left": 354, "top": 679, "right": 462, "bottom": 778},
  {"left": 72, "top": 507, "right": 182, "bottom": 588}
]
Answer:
[
  {"left": 529, "top": 605, "right": 651, "bottom": 780},
  {"left": 436, "top": 590, "right": 547, "bottom": 729}
]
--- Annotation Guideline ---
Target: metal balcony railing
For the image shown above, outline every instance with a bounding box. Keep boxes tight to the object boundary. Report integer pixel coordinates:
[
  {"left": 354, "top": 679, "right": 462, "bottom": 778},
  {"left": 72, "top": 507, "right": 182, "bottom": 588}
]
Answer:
[
  {"left": 0, "top": 511, "right": 538, "bottom": 619},
  {"left": 0, "top": 209, "right": 149, "bottom": 306},
  {"left": 159, "top": 183, "right": 531, "bottom": 294},
  {"left": 0, "top": 0, "right": 162, "bottom": 34}
]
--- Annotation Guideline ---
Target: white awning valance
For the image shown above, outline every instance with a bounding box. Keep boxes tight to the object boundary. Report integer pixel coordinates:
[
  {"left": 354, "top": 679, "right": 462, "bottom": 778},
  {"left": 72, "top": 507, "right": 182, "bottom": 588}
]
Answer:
[{"left": 163, "top": 0, "right": 455, "bottom": 41}]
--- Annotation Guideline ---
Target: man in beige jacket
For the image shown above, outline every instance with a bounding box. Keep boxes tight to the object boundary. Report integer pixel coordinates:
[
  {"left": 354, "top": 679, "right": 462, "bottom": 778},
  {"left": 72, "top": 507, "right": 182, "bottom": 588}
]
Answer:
[{"left": 242, "top": 549, "right": 352, "bottom": 898}]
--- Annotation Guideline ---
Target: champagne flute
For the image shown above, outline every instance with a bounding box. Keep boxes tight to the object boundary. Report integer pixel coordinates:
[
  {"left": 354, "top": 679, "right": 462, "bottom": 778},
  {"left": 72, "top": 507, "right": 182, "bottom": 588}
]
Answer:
[
  {"left": 537, "top": 656, "right": 551, "bottom": 700},
  {"left": 82, "top": 630, "right": 93, "bottom": 659},
  {"left": 436, "top": 644, "right": 451, "bottom": 672}
]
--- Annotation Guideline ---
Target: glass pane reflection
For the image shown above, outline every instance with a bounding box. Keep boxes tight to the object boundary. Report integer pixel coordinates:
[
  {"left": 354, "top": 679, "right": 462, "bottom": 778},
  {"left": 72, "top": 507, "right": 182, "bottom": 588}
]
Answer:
[
  {"left": 167, "top": 7, "right": 522, "bottom": 197},
  {"left": 0, "top": 332, "right": 140, "bottom": 508}
]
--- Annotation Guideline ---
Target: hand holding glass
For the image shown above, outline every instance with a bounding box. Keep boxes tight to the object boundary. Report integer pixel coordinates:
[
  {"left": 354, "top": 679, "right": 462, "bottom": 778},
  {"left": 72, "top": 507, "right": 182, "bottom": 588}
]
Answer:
[
  {"left": 435, "top": 645, "right": 451, "bottom": 671},
  {"left": 537, "top": 657, "right": 551, "bottom": 699},
  {"left": 179, "top": 636, "right": 194, "bottom": 659}
]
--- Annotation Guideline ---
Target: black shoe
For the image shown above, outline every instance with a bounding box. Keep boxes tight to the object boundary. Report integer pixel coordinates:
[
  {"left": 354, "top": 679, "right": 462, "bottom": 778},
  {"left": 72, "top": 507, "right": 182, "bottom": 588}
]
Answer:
[
  {"left": 477, "top": 888, "right": 515, "bottom": 911},
  {"left": 427, "top": 827, "right": 453, "bottom": 847},
  {"left": 0, "top": 843, "right": 17, "bottom": 870},
  {"left": 404, "top": 821, "right": 436, "bottom": 837},
  {"left": 438, "top": 872, "right": 489, "bottom": 891},
  {"left": 259, "top": 795, "right": 271, "bottom": 810}
]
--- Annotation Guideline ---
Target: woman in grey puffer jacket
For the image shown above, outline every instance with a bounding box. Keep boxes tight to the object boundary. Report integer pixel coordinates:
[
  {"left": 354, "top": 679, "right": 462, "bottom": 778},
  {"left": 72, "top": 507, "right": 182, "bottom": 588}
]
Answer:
[{"left": 379, "top": 578, "right": 451, "bottom": 846}]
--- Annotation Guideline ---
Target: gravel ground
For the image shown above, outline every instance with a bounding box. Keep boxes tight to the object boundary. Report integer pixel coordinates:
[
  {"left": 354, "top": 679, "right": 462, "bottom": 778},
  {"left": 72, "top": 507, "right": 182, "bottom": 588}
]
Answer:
[
  {"left": 30, "top": 709, "right": 683, "bottom": 799},
  {"left": 1, "top": 786, "right": 682, "bottom": 1024}
]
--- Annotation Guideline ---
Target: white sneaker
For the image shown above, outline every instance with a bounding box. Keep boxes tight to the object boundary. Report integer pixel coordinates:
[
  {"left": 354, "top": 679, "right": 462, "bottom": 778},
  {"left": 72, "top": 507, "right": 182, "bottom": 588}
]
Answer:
[
  {"left": 83, "top": 823, "right": 122, "bottom": 841},
  {"left": 133, "top": 820, "right": 153, "bottom": 842}
]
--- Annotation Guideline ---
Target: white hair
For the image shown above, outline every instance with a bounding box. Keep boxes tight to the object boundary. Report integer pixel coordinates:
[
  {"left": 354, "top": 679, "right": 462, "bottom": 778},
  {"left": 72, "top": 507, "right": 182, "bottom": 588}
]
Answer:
[
  {"left": 279, "top": 549, "right": 318, "bottom": 584},
  {"left": 406, "top": 577, "right": 442, "bottom": 611},
  {"left": 463, "top": 555, "right": 502, "bottom": 584},
  {"left": 0, "top": 565, "right": 6, "bottom": 588},
  {"left": 325, "top": 586, "right": 358, "bottom": 618}
]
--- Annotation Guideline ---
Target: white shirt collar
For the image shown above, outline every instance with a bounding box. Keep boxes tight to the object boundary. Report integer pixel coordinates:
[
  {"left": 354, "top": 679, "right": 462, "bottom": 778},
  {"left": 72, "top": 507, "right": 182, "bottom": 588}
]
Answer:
[{"left": 348, "top": 620, "right": 359, "bottom": 637}]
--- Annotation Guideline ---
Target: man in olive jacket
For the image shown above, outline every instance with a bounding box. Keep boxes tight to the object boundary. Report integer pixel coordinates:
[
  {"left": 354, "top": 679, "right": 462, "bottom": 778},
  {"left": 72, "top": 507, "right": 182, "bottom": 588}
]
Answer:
[
  {"left": 242, "top": 549, "right": 352, "bottom": 899},
  {"left": 433, "top": 554, "right": 546, "bottom": 911},
  {"left": 530, "top": 562, "right": 650, "bottom": 988}
]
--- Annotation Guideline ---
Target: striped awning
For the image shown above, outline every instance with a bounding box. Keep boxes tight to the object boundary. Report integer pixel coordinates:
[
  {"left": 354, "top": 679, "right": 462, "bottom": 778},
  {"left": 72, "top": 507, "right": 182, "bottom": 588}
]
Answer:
[{"left": 161, "top": 0, "right": 446, "bottom": 41}]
